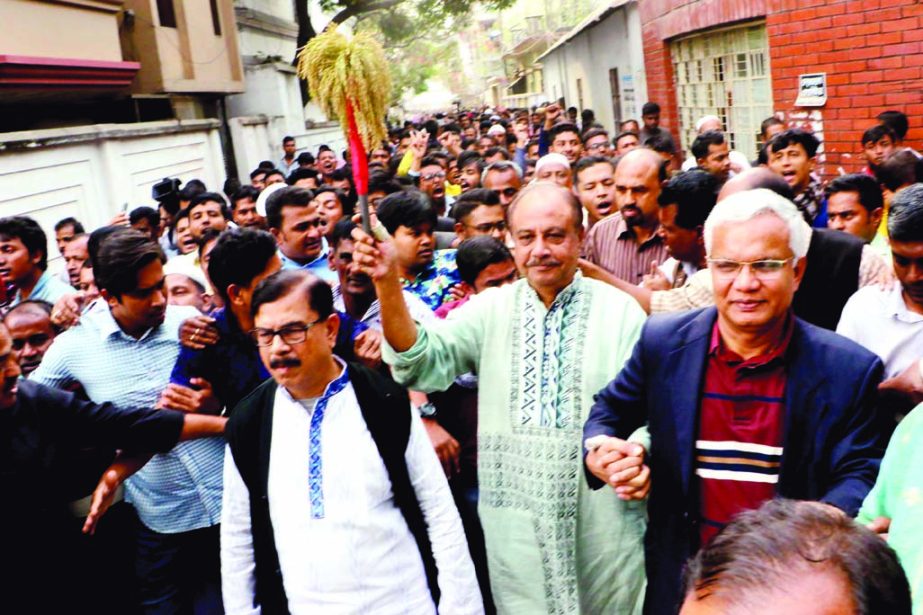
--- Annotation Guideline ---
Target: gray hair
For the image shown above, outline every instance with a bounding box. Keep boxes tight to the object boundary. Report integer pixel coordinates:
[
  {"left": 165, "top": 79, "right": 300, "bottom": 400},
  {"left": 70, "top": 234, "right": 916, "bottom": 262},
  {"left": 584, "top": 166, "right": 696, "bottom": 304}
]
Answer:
[
  {"left": 482, "top": 160, "right": 523, "bottom": 184},
  {"left": 887, "top": 183, "right": 923, "bottom": 243},
  {"left": 703, "top": 188, "right": 811, "bottom": 259}
]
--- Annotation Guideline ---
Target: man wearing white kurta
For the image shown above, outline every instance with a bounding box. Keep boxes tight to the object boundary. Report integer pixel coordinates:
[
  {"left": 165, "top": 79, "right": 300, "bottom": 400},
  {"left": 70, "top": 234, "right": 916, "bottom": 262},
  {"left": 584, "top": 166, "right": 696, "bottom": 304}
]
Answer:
[
  {"left": 352, "top": 183, "right": 649, "bottom": 614},
  {"left": 220, "top": 269, "right": 481, "bottom": 614}
]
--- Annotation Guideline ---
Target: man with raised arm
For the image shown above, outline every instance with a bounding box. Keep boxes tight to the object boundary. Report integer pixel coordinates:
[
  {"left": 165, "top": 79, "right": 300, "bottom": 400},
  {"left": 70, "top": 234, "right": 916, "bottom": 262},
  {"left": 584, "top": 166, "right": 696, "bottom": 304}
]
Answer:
[{"left": 351, "top": 182, "right": 649, "bottom": 614}]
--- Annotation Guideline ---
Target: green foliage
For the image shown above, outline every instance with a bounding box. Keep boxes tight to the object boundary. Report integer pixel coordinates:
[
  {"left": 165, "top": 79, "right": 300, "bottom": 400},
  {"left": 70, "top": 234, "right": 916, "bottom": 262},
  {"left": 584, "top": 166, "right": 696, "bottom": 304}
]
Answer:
[{"left": 300, "top": 0, "right": 515, "bottom": 103}]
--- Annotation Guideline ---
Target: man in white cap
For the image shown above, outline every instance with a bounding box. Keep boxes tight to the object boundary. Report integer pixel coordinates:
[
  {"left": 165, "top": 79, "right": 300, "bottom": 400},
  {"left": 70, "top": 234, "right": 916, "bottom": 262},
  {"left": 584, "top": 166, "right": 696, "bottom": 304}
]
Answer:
[
  {"left": 163, "top": 257, "right": 211, "bottom": 313},
  {"left": 533, "top": 153, "right": 572, "bottom": 188},
  {"left": 486, "top": 123, "right": 507, "bottom": 146}
]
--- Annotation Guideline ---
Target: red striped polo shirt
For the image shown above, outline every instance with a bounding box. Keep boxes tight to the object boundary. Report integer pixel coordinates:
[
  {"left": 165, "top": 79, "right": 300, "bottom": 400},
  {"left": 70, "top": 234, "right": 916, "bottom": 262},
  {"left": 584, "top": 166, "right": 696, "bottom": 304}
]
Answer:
[{"left": 696, "top": 315, "right": 794, "bottom": 546}]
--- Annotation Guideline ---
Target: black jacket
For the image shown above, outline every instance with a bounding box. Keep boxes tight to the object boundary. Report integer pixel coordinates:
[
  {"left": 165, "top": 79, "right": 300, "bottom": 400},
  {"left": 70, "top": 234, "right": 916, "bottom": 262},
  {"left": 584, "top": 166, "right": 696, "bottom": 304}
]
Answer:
[{"left": 224, "top": 362, "right": 439, "bottom": 614}]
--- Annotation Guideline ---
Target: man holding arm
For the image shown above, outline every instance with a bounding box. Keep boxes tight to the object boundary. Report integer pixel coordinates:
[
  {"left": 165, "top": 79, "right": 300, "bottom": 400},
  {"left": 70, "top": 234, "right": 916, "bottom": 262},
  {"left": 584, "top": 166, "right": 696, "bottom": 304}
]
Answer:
[
  {"left": 584, "top": 189, "right": 889, "bottom": 613},
  {"left": 2, "top": 317, "right": 226, "bottom": 611}
]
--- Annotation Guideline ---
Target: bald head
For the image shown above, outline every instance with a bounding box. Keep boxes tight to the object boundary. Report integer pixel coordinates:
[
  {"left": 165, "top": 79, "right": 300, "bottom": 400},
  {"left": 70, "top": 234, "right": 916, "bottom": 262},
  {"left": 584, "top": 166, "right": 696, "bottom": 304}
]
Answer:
[
  {"left": 508, "top": 181, "right": 583, "bottom": 232},
  {"left": 5, "top": 301, "right": 53, "bottom": 323},
  {"left": 618, "top": 147, "right": 666, "bottom": 177},
  {"left": 615, "top": 148, "right": 665, "bottom": 228},
  {"left": 719, "top": 167, "right": 795, "bottom": 202}
]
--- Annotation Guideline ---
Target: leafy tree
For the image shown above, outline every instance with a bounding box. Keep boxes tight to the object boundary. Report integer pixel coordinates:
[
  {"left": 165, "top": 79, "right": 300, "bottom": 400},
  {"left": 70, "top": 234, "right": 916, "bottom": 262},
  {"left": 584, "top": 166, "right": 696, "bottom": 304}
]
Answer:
[{"left": 296, "top": 0, "right": 513, "bottom": 104}]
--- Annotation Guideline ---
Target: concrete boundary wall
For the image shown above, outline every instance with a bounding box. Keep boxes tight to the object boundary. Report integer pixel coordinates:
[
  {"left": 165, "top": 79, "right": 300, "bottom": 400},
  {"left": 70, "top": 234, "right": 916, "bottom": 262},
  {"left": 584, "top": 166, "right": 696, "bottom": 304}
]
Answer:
[
  {"left": 230, "top": 115, "right": 348, "bottom": 178},
  {"left": 0, "top": 120, "right": 225, "bottom": 265}
]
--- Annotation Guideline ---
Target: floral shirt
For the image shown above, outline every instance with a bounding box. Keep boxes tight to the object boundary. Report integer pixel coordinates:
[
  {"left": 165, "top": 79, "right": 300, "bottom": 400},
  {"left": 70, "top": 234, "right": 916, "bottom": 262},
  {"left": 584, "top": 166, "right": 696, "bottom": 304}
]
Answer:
[{"left": 401, "top": 249, "right": 461, "bottom": 312}]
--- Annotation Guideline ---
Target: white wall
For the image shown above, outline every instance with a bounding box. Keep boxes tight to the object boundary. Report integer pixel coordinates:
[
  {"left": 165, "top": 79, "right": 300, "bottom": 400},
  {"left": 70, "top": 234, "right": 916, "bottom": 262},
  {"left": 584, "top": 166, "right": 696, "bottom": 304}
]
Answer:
[
  {"left": 0, "top": 120, "right": 224, "bottom": 266},
  {"left": 230, "top": 115, "right": 348, "bottom": 180},
  {"left": 227, "top": 61, "right": 306, "bottom": 138},
  {"left": 541, "top": 3, "right": 647, "bottom": 133}
]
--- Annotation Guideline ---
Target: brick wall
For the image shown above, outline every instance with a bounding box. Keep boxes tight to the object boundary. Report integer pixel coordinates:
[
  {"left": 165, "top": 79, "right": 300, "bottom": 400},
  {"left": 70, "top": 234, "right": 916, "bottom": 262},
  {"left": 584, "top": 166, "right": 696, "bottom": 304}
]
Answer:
[
  {"left": 640, "top": 0, "right": 923, "bottom": 176},
  {"left": 767, "top": 0, "right": 923, "bottom": 174}
]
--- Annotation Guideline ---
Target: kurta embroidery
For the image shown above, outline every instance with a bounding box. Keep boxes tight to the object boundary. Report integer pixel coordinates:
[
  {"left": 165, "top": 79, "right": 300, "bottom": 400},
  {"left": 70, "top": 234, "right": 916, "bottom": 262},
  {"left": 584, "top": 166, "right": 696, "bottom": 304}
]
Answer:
[{"left": 307, "top": 369, "right": 351, "bottom": 519}]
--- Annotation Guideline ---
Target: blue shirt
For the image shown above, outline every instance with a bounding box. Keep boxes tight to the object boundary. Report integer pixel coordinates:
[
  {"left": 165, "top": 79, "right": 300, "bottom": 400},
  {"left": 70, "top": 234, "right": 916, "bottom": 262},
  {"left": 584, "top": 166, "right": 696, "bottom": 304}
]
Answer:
[
  {"left": 171, "top": 308, "right": 271, "bottom": 413},
  {"left": 30, "top": 304, "right": 224, "bottom": 534},
  {"left": 13, "top": 270, "right": 74, "bottom": 307},
  {"left": 171, "top": 307, "right": 370, "bottom": 414},
  {"left": 278, "top": 247, "right": 338, "bottom": 283}
]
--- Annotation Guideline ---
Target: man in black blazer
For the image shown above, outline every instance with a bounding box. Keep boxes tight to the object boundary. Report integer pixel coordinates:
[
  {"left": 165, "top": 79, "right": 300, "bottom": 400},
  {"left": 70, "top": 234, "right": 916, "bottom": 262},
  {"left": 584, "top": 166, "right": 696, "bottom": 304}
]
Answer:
[{"left": 583, "top": 189, "right": 890, "bottom": 614}]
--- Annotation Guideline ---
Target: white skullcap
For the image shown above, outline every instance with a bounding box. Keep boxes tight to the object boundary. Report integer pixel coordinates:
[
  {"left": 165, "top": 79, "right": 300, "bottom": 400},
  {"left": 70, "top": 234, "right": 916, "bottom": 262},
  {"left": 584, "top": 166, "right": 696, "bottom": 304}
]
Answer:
[
  {"left": 255, "top": 182, "right": 286, "bottom": 217},
  {"left": 534, "top": 153, "right": 571, "bottom": 175},
  {"left": 696, "top": 115, "right": 723, "bottom": 132},
  {"left": 163, "top": 254, "right": 209, "bottom": 292},
  {"left": 487, "top": 124, "right": 507, "bottom": 136}
]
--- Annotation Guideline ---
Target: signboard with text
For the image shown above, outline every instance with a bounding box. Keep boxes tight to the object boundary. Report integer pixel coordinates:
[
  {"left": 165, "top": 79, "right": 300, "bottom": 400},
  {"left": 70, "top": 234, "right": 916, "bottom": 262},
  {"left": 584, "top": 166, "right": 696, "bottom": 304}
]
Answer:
[{"left": 795, "top": 73, "right": 827, "bottom": 107}]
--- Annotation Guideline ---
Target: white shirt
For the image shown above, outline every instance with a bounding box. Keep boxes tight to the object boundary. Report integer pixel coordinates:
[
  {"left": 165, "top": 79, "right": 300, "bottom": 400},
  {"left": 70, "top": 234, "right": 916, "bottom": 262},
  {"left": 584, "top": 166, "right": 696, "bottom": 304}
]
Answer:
[
  {"left": 657, "top": 256, "right": 699, "bottom": 286},
  {"left": 681, "top": 150, "right": 752, "bottom": 173},
  {"left": 836, "top": 284, "right": 923, "bottom": 378},
  {"left": 221, "top": 363, "right": 482, "bottom": 615}
]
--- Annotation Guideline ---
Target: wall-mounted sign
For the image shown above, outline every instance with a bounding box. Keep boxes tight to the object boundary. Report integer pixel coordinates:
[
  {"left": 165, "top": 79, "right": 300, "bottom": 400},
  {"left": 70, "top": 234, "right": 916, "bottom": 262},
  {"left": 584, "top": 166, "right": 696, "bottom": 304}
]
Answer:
[{"left": 795, "top": 73, "right": 827, "bottom": 107}]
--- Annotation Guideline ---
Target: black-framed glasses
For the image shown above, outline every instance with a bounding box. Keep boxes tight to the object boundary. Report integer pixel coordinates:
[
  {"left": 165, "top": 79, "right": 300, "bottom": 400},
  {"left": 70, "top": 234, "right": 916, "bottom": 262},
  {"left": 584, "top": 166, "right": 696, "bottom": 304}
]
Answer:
[
  {"left": 250, "top": 320, "right": 322, "bottom": 347},
  {"left": 707, "top": 257, "right": 794, "bottom": 279},
  {"left": 421, "top": 171, "right": 446, "bottom": 181}
]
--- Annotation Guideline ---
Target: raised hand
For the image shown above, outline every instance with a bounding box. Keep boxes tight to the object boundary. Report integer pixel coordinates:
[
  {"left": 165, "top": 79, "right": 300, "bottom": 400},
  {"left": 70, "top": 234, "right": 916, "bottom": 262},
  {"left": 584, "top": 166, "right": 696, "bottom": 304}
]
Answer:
[{"left": 350, "top": 213, "right": 399, "bottom": 282}]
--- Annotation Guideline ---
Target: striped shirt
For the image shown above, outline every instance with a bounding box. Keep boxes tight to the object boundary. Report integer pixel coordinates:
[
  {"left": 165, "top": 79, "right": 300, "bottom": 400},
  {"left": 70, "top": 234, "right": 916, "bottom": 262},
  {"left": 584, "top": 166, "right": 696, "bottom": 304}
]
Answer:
[
  {"left": 582, "top": 213, "right": 669, "bottom": 284},
  {"left": 696, "top": 317, "right": 794, "bottom": 545},
  {"left": 30, "top": 304, "right": 225, "bottom": 534}
]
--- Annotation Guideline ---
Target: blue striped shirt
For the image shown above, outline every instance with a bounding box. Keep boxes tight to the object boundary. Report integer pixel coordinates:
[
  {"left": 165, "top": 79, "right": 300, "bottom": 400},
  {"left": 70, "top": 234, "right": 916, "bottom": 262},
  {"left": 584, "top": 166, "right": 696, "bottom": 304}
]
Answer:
[
  {"left": 30, "top": 304, "right": 224, "bottom": 534},
  {"left": 277, "top": 246, "right": 338, "bottom": 283}
]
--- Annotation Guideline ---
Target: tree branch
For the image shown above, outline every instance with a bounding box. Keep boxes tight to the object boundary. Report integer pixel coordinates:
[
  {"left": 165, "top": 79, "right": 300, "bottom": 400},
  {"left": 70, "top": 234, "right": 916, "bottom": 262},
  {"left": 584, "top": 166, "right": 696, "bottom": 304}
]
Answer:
[{"left": 331, "top": 0, "right": 405, "bottom": 26}]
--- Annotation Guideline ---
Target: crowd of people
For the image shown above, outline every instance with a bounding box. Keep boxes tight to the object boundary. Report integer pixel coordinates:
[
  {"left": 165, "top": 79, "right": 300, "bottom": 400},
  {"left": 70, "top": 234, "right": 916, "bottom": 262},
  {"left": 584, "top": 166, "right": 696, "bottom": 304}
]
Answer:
[{"left": 4, "top": 99, "right": 923, "bottom": 614}]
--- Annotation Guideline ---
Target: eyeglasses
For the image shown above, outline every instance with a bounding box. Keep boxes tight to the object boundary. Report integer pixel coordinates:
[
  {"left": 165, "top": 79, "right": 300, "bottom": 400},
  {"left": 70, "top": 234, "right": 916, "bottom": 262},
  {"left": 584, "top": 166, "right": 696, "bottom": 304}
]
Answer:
[
  {"left": 250, "top": 320, "right": 322, "bottom": 347},
  {"left": 586, "top": 142, "right": 610, "bottom": 152},
  {"left": 467, "top": 221, "right": 507, "bottom": 234},
  {"left": 11, "top": 333, "right": 51, "bottom": 350},
  {"left": 421, "top": 171, "right": 446, "bottom": 181},
  {"left": 707, "top": 258, "right": 794, "bottom": 279},
  {"left": 491, "top": 188, "right": 519, "bottom": 198}
]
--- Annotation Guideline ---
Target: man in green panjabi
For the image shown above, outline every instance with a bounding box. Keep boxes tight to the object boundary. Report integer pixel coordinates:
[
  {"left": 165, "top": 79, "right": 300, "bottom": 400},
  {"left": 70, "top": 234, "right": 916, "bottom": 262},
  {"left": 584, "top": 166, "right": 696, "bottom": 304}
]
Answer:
[{"left": 351, "top": 182, "right": 649, "bottom": 614}]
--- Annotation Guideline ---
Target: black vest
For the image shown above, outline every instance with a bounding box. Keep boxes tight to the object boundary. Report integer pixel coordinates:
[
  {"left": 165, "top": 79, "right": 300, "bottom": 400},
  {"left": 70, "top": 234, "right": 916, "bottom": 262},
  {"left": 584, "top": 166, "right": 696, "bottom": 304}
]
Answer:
[
  {"left": 793, "top": 228, "right": 863, "bottom": 330},
  {"left": 224, "top": 363, "right": 440, "bottom": 614}
]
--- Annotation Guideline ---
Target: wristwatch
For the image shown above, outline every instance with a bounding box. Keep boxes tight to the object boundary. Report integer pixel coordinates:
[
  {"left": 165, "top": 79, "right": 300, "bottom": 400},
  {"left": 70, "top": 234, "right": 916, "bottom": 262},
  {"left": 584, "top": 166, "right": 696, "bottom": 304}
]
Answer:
[{"left": 415, "top": 402, "right": 438, "bottom": 418}]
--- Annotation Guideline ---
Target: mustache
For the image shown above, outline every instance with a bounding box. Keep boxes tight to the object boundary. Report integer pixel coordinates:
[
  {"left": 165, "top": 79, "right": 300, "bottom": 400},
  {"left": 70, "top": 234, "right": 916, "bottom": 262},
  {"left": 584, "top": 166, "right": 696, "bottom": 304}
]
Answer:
[
  {"left": 269, "top": 357, "right": 301, "bottom": 369},
  {"left": 526, "top": 259, "right": 562, "bottom": 268}
]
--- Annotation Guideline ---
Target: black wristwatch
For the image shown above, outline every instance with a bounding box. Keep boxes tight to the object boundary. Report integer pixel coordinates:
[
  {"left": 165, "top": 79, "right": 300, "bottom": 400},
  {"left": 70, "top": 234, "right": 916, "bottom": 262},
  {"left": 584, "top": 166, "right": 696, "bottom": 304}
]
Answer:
[{"left": 415, "top": 402, "right": 438, "bottom": 418}]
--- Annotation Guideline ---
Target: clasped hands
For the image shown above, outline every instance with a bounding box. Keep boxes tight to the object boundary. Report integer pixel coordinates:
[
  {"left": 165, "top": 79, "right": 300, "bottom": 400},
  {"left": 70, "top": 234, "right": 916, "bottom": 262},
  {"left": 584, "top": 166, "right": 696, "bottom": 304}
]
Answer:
[{"left": 585, "top": 435, "right": 651, "bottom": 501}]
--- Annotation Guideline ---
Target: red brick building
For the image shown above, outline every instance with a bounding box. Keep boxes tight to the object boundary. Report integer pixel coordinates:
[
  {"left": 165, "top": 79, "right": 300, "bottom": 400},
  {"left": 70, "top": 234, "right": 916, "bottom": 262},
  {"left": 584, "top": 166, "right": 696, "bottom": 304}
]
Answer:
[{"left": 640, "top": 0, "right": 923, "bottom": 176}]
